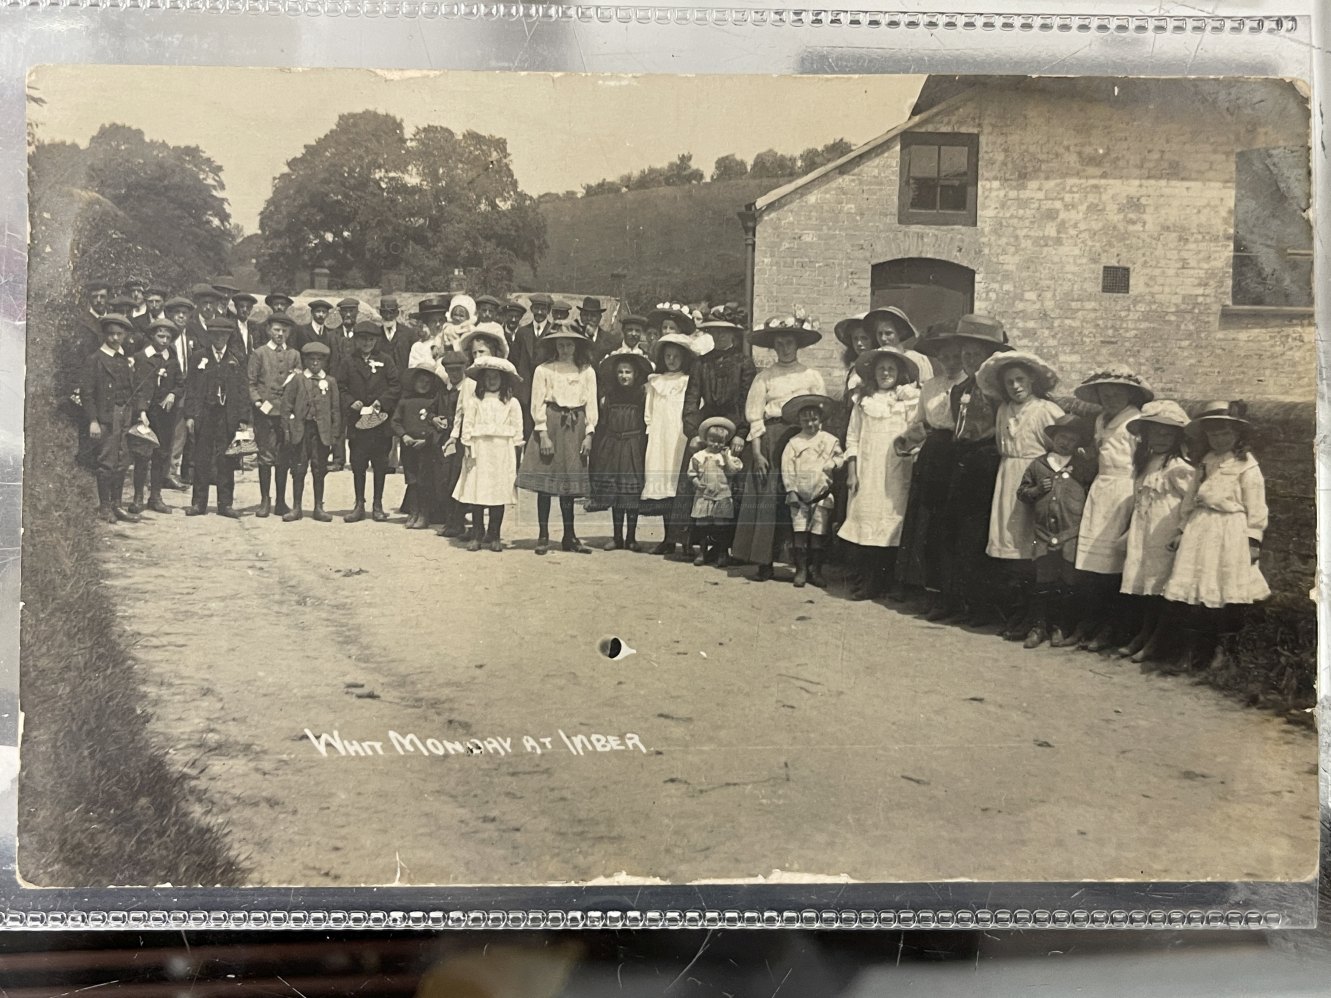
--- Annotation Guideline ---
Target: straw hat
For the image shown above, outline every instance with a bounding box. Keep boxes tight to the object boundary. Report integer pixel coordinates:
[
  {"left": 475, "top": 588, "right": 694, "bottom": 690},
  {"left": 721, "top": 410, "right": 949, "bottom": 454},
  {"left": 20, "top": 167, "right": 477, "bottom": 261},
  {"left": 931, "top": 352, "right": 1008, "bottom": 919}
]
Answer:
[
  {"left": 914, "top": 314, "right": 1010, "bottom": 357},
  {"left": 833, "top": 312, "right": 868, "bottom": 346},
  {"left": 780, "top": 393, "right": 834, "bottom": 425},
  {"left": 750, "top": 312, "right": 822, "bottom": 350},
  {"left": 459, "top": 322, "right": 510, "bottom": 359},
  {"left": 1039, "top": 413, "right": 1091, "bottom": 450},
  {"left": 1184, "top": 400, "right": 1251, "bottom": 438},
  {"left": 863, "top": 306, "right": 922, "bottom": 348},
  {"left": 697, "top": 416, "right": 737, "bottom": 443},
  {"left": 1073, "top": 368, "right": 1155, "bottom": 406},
  {"left": 407, "top": 359, "right": 447, "bottom": 386},
  {"left": 1126, "top": 399, "right": 1190, "bottom": 436},
  {"left": 853, "top": 347, "right": 919, "bottom": 388},
  {"left": 975, "top": 350, "right": 1059, "bottom": 400},
  {"left": 653, "top": 331, "right": 697, "bottom": 371},
  {"left": 126, "top": 422, "right": 160, "bottom": 456},
  {"left": 598, "top": 350, "right": 653, "bottom": 385},
  {"left": 646, "top": 302, "right": 696, "bottom": 336},
  {"left": 466, "top": 354, "right": 522, "bottom": 386}
]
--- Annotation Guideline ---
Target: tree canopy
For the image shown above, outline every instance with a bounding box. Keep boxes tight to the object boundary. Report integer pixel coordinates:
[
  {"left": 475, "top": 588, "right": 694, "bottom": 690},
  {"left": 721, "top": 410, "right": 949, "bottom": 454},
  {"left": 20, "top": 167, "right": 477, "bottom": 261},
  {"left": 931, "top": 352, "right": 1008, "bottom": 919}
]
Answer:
[
  {"left": 29, "top": 123, "right": 233, "bottom": 292},
  {"left": 577, "top": 139, "right": 855, "bottom": 196},
  {"left": 256, "top": 111, "right": 546, "bottom": 294}
]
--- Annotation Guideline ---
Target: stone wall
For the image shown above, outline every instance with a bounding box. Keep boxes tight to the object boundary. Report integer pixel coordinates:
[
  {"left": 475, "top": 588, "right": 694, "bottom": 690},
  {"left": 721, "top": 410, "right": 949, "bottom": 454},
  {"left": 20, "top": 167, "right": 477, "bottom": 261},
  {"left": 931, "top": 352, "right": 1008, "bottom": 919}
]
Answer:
[{"left": 752, "top": 79, "right": 1315, "bottom": 402}]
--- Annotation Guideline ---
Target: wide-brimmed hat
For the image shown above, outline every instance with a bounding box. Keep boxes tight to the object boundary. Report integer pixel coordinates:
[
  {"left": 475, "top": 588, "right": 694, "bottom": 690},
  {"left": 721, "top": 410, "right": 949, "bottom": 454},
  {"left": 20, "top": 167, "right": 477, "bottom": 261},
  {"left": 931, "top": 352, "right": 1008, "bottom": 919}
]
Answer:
[
  {"left": 126, "top": 422, "right": 160, "bottom": 455},
  {"left": 355, "top": 409, "right": 390, "bottom": 431},
  {"left": 863, "top": 306, "right": 922, "bottom": 348},
  {"left": 1039, "top": 413, "right": 1092, "bottom": 450},
  {"left": 915, "top": 314, "right": 1010, "bottom": 357},
  {"left": 410, "top": 295, "right": 452, "bottom": 319},
  {"left": 780, "top": 393, "right": 834, "bottom": 425},
  {"left": 535, "top": 325, "right": 593, "bottom": 361},
  {"left": 459, "top": 323, "right": 509, "bottom": 359},
  {"left": 653, "top": 331, "right": 697, "bottom": 371},
  {"left": 697, "top": 416, "right": 737, "bottom": 443},
  {"left": 307, "top": 298, "right": 333, "bottom": 311},
  {"left": 264, "top": 292, "right": 293, "bottom": 309},
  {"left": 1184, "top": 400, "right": 1251, "bottom": 438},
  {"left": 647, "top": 302, "right": 697, "bottom": 336},
  {"left": 853, "top": 347, "right": 920, "bottom": 388},
  {"left": 833, "top": 312, "right": 869, "bottom": 346},
  {"left": 1073, "top": 368, "right": 1155, "bottom": 406},
  {"left": 599, "top": 350, "right": 653, "bottom": 384},
  {"left": 98, "top": 313, "right": 133, "bottom": 334},
  {"left": 407, "top": 359, "right": 447, "bottom": 385},
  {"left": 750, "top": 313, "right": 822, "bottom": 350},
  {"left": 466, "top": 355, "right": 521, "bottom": 385},
  {"left": 163, "top": 296, "right": 195, "bottom": 313},
  {"left": 975, "top": 350, "right": 1059, "bottom": 400},
  {"left": 1126, "top": 399, "right": 1190, "bottom": 436}
]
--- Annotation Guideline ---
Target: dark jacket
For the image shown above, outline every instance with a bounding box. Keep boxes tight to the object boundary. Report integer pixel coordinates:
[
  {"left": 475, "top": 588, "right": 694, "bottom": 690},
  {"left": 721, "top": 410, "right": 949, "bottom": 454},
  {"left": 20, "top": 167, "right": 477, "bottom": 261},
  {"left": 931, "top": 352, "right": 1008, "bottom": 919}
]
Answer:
[
  {"left": 379, "top": 321, "right": 417, "bottom": 375},
  {"left": 681, "top": 345, "right": 757, "bottom": 442},
  {"left": 81, "top": 348, "right": 139, "bottom": 424},
  {"left": 391, "top": 393, "right": 445, "bottom": 444},
  {"left": 228, "top": 319, "right": 263, "bottom": 359},
  {"left": 281, "top": 370, "right": 342, "bottom": 447},
  {"left": 133, "top": 346, "right": 183, "bottom": 408},
  {"left": 184, "top": 345, "right": 250, "bottom": 433},
  {"left": 340, "top": 351, "right": 401, "bottom": 430},
  {"left": 1017, "top": 452, "right": 1096, "bottom": 560}
]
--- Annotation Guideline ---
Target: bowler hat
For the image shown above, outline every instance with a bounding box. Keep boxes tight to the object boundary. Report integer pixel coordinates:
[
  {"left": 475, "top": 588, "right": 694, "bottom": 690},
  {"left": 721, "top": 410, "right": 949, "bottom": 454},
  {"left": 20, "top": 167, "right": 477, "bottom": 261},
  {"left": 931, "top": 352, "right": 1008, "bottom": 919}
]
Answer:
[
  {"left": 780, "top": 393, "right": 833, "bottom": 425},
  {"left": 578, "top": 296, "right": 604, "bottom": 313},
  {"left": 410, "top": 295, "right": 452, "bottom": 319},
  {"left": 378, "top": 296, "right": 401, "bottom": 311},
  {"left": 301, "top": 341, "right": 331, "bottom": 357},
  {"left": 264, "top": 292, "right": 294, "bottom": 309}
]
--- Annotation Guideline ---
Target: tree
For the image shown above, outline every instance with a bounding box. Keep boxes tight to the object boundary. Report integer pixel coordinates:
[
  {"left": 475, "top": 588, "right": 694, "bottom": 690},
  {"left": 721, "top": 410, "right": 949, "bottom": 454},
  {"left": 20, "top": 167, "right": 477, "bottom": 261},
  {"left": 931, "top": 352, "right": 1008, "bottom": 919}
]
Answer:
[
  {"left": 256, "top": 111, "right": 546, "bottom": 294},
  {"left": 749, "top": 149, "right": 800, "bottom": 179},
  {"left": 661, "top": 153, "right": 704, "bottom": 187},
  {"left": 798, "top": 138, "right": 854, "bottom": 174},
  {"left": 711, "top": 154, "right": 749, "bottom": 182},
  {"left": 581, "top": 178, "right": 625, "bottom": 198},
  {"left": 28, "top": 124, "right": 233, "bottom": 294}
]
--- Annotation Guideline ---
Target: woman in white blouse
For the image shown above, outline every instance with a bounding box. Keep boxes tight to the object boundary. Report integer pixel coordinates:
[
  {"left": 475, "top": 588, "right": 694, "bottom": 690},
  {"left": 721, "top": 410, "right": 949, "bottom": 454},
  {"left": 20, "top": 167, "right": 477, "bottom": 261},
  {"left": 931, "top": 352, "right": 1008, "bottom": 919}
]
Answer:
[
  {"left": 731, "top": 316, "right": 826, "bottom": 580},
  {"left": 515, "top": 326, "right": 599, "bottom": 555}
]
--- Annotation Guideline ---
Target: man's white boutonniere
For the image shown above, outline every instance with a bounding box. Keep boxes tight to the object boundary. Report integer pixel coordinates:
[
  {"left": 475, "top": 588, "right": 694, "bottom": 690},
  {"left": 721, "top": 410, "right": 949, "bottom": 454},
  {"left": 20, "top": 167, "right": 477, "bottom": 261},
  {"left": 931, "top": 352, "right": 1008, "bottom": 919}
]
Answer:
[
  {"left": 317, "top": 377, "right": 328, "bottom": 395},
  {"left": 197, "top": 357, "right": 208, "bottom": 370},
  {"left": 367, "top": 358, "right": 384, "bottom": 373}
]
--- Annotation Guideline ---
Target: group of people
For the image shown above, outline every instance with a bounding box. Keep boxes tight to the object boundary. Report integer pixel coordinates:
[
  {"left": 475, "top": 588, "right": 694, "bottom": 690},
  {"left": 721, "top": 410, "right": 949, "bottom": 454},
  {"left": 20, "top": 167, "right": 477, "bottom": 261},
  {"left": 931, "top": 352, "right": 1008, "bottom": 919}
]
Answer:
[{"left": 70, "top": 277, "right": 1270, "bottom": 675}]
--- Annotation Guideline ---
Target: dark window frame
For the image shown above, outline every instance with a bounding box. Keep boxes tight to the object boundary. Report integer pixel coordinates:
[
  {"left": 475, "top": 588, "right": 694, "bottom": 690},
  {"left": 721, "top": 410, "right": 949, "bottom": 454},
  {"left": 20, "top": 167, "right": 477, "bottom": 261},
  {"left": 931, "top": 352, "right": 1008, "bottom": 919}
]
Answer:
[{"left": 898, "top": 132, "right": 980, "bottom": 227}]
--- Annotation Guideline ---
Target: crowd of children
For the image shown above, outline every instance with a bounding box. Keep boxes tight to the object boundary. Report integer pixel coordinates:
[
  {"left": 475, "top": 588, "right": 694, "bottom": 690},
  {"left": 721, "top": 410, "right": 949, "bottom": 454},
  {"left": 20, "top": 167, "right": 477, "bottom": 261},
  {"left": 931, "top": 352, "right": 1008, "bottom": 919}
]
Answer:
[{"left": 75, "top": 283, "right": 1269, "bottom": 677}]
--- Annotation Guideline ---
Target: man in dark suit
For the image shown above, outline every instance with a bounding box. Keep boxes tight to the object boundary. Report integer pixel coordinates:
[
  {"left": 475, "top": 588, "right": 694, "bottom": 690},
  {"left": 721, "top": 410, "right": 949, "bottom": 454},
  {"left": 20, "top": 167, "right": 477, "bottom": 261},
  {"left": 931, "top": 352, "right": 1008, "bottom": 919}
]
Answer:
[
  {"left": 512, "top": 293, "right": 553, "bottom": 438},
  {"left": 377, "top": 295, "right": 415, "bottom": 374},
  {"left": 129, "top": 316, "right": 183, "bottom": 515},
  {"left": 228, "top": 292, "right": 262, "bottom": 357},
  {"left": 186, "top": 283, "right": 223, "bottom": 344},
  {"left": 293, "top": 298, "right": 334, "bottom": 354},
  {"left": 109, "top": 292, "right": 148, "bottom": 356},
  {"left": 264, "top": 291, "right": 294, "bottom": 316},
  {"left": 82, "top": 313, "right": 143, "bottom": 523},
  {"left": 163, "top": 295, "right": 200, "bottom": 489},
  {"left": 70, "top": 279, "right": 112, "bottom": 471},
  {"left": 184, "top": 319, "right": 250, "bottom": 517},
  {"left": 474, "top": 294, "right": 502, "bottom": 326},
  {"left": 341, "top": 321, "right": 401, "bottom": 522},
  {"left": 132, "top": 284, "right": 167, "bottom": 338},
  {"left": 576, "top": 296, "right": 622, "bottom": 365}
]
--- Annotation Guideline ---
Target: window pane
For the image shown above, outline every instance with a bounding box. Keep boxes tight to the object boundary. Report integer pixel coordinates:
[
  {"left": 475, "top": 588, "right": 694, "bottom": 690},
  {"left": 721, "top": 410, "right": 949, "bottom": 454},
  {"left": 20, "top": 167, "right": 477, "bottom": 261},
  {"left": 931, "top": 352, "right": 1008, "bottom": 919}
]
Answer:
[
  {"left": 939, "top": 144, "right": 969, "bottom": 180},
  {"left": 908, "top": 144, "right": 938, "bottom": 178},
  {"left": 938, "top": 181, "right": 967, "bottom": 212},
  {"left": 909, "top": 178, "right": 939, "bottom": 211}
]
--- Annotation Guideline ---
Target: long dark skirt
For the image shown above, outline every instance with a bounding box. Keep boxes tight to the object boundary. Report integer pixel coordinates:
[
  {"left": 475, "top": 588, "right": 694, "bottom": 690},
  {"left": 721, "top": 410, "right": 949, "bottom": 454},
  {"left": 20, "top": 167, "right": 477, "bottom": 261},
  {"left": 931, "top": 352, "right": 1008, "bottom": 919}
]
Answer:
[
  {"left": 896, "top": 428, "right": 956, "bottom": 590},
  {"left": 731, "top": 416, "right": 799, "bottom": 566},
  {"left": 938, "top": 438, "right": 1001, "bottom": 603}
]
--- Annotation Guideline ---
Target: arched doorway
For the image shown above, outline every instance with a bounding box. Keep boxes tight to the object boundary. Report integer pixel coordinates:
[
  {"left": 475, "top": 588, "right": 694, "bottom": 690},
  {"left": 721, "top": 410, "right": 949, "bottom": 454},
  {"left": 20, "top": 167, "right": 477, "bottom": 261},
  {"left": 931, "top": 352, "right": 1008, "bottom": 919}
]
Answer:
[{"left": 870, "top": 258, "right": 975, "bottom": 335}]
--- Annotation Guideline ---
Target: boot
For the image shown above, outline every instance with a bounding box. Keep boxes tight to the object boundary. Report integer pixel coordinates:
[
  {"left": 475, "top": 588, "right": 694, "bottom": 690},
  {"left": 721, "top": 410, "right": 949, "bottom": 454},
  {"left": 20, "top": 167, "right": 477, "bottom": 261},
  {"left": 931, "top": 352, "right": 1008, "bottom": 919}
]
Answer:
[
  {"left": 466, "top": 532, "right": 482, "bottom": 552},
  {"left": 1023, "top": 598, "right": 1050, "bottom": 649},
  {"left": 217, "top": 505, "right": 240, "bottom": 519},
  {"left": 372, "top": 503, "right": 388, "bottom": 523},
  {"left": 1085, "top": 620, "right": 1118, "bottom": 653},
  {"left": 95, "top": 478, "right": 115, "bottom": 523},
  {"left": 1132, "top": 621, "right": 1170, "bottom": 667},
  {"left": 1118, "top": 613, "right": 1155, "bottom": 658},
  {"left": 1160, "top": 628, "right": 1203, "bottom": 676},
  {"left": 282, "top": 503, "right": 303, "bottom": 522},
  {"left": 924, "top": 594, "right": 959, "bottom": 623},
  {"left": 849, "top": 547, "right": 879, "bottom": 601},
  {"left": 409, "top": 513, "right": 430, "bottom": 530},
  {"left": 807, "top": 538, "right": 827, "bottom": 588},
  {"left": 127, "top": 488, "right": 146, "bottom": 515},
  {"left": 312, "top": 504, "right": 332, "bottom": 522},
  {"left": 345, "top": 501, "right": 366, "bottom": 523},
  {"left": 274, "top": 469, "right": 291, "bottom": 517},
  {"left": 754, "top": 563, "right": 773, "bottom": 582},
  {"left": 311, "top": 479, "right": 331, "bottom": 521},
  {"left": 791, "top": 537, "right": 809, "bottom": 588},
  {"left": 256, "top": 496, "right": 271, "bottom": 518},
  {"left": 147, "top": 491, "right": 171, "bottom": 514},
  {"left": 651, "top": 541, "right": 675, "bottom": 556}
]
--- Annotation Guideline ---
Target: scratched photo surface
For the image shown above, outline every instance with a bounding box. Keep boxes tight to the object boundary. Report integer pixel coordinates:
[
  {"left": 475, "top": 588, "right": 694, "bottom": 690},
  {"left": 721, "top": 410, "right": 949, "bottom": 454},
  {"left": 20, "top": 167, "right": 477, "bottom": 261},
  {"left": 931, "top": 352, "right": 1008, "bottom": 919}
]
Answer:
[{"left": 19, "top": 67, "right": 1319, "bottom": 888}]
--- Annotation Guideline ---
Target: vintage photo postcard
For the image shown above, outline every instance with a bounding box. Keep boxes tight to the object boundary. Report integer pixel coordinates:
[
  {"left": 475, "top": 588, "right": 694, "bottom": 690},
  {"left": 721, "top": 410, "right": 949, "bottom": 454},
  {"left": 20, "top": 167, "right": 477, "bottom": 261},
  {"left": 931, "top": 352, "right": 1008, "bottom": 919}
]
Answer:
[{"left": 18, "top": 66, "right": 1319, "bottom": 894}]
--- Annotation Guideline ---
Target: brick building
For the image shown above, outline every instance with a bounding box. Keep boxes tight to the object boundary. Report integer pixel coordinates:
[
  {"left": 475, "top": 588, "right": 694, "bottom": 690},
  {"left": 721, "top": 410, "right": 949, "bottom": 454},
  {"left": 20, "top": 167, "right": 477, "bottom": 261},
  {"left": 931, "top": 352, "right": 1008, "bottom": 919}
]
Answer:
[{"left": 750, "top": 77, "right": 1315, "bottom": 401}]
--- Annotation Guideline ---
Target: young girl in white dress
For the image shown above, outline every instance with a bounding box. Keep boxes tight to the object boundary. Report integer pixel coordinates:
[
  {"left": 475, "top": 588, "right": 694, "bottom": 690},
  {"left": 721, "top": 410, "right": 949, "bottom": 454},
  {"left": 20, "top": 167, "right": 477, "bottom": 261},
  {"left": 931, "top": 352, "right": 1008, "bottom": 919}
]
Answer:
[
  {"left": 1116, "top": 400, "right": 1195, "bottom": 665},
  {"left": 1070, "top": 369, "right": 1153, "bottom": 651},
  {"left": 641, "top": 332, "right": 695, "bottom": 555},
  {"left": 837, "top": 347, "right": 920, "bottom": 600},
  {"left": 975, "top": 350, "right": 1065, "bottom": 637},
  {"left": 1162, "top": 401, "right": 1269, "bottom": 673},
  {"left": 453, "top": 356, "right": 524, "bottom": 552}
]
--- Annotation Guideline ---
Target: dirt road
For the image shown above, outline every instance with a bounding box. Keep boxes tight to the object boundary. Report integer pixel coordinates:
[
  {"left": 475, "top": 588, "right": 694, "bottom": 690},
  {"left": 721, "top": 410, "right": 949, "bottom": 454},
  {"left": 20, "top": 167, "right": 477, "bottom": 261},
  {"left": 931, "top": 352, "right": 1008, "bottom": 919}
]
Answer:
[{"left": 98, "top": 466, "right": 1318, "bottom": 887}]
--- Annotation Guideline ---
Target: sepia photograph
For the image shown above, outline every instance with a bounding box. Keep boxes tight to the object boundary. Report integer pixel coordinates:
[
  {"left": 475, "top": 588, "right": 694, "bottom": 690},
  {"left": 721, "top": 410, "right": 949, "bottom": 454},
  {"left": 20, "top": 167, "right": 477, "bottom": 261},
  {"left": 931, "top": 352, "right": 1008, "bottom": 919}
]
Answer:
[{"left": 18, "top": 66, "right": 1319, "bottom": 890}]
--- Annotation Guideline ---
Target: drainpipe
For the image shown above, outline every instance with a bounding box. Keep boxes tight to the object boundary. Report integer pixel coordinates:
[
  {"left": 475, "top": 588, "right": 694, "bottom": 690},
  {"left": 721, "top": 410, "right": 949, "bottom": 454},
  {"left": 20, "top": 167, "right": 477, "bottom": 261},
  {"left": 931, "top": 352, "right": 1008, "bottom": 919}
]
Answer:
[{"left": 736, "top": 204, "right": 759, "bottom": 358}]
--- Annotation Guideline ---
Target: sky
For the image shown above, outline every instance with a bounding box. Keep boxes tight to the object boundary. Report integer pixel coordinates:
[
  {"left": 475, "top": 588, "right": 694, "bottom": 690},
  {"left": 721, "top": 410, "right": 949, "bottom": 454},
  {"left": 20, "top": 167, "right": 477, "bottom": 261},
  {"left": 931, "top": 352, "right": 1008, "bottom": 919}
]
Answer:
[{"left": 28, "top": 66, "right": 924, "bottom": 233}]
